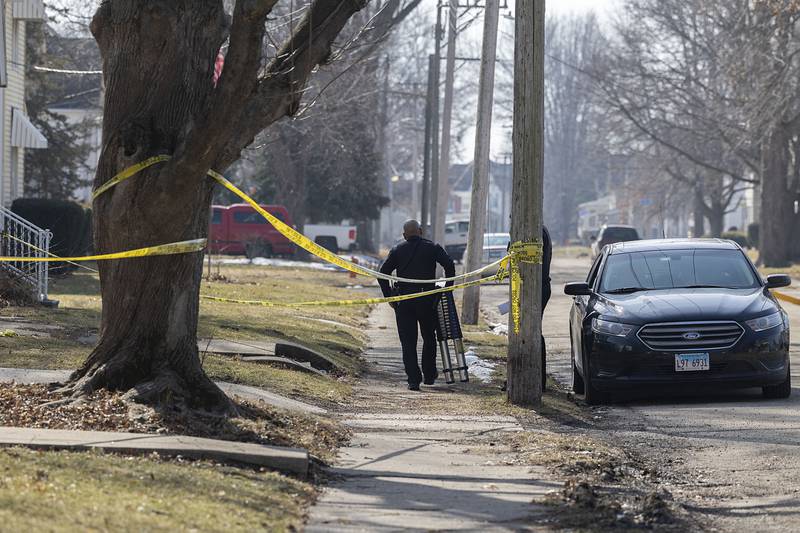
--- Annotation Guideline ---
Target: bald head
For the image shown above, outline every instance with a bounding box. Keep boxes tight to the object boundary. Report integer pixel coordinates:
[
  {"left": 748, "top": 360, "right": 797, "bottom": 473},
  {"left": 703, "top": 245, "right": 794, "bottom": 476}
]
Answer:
[{"left": 403, "top": 219, "right": 423, "bottom": 240}]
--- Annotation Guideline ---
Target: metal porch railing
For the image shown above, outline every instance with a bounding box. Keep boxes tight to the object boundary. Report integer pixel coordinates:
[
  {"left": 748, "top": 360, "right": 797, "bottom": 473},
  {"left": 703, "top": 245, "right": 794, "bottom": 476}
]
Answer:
[{"left": 0, "top": 206, "right": 52, "bottom": 302}]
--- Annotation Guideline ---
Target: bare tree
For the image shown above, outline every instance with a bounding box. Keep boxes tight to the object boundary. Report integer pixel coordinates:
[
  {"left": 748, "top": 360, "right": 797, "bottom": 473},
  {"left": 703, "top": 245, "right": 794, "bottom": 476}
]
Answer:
[{"left": 66, "top": 1, "right": 369, "bottom": 412}]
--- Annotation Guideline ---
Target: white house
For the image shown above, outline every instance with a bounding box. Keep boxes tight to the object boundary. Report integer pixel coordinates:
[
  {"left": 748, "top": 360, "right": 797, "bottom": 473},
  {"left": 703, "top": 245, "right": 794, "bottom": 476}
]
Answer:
[{"left": 0, "top": 0, "right": 48, "bottom": 206}]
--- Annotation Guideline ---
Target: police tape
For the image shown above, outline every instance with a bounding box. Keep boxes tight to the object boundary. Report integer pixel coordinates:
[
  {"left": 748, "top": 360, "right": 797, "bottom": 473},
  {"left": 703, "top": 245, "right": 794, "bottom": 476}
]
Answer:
[
  {"left": 507, "top": 240, "right": 544, "bottom": 334},
  {"left": 201, "top": 273, "right": 502, "bottom": 307},
  {"left": 1, "top": 232, "right": 98, "bottom": 273},
  {"left": 87, "top": 156, "right": 546, "bottom": 316},
  {"left": 91, "top": 156, "right": 508, "bottom": 285},
  {"left": 0, "top": 238, "right": 206, "bottom": 262}
]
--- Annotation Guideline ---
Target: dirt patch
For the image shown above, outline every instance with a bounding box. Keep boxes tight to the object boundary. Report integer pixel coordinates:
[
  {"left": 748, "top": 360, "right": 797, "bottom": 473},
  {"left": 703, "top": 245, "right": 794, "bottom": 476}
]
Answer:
[
  {"left": 0, "top": 382, "right": 348, "bottom": 464},
  {"left": 0, "top": 272, "right": 39, "bottom": 308}
]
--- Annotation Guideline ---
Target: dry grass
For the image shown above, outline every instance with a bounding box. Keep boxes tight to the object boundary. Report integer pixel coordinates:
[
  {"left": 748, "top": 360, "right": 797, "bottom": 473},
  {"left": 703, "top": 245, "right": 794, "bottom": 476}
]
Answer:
[
  {"left": 0, "top": 447, "right": 314, "bottom": 532},
  {"left": 0, "top": 262, "right": 371, "bottom": 403}
]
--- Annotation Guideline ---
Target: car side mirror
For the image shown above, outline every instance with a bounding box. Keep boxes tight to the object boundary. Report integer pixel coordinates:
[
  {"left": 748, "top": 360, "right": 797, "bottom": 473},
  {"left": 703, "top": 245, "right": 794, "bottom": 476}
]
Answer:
[
  {"left": 564, "top": 282, "right": 592, "bottom": 296},
  {"left": 766, "top": 274, "right": 791, "bottom": 289}
]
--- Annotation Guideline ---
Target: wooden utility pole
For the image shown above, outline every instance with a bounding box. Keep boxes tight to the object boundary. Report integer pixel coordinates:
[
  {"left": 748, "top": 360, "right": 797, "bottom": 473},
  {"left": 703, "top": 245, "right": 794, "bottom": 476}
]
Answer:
[
  {"left": 461, "top": 0, "right": 500, "bottom": 325},
  {"left": 421, "top": 54, "right": 435, "bottom": 230},
  {"left": 432, "top": 0, "right": 458, "bottom": 247},
  {"left": 428, "top": 4, "right": 443, "bottom": 238},
  {"left": 507, "top": 0, "right": 544, "bottom": 406}
]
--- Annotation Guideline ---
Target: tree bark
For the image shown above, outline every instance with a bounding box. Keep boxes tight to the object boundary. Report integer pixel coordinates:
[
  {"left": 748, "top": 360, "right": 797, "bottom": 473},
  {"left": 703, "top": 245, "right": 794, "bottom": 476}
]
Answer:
[
  {"left": 461, "top": 0, "right": 499, "bottom": 325},
  {"left": 64, "top": 0, "right": 365, "bottom": 410},
  {"left": 692, "top": 184, "right": 705, "bottom": 237},
  {"left": 760, "top": 127, "right": 794, "bottom": 267},
  {"left": 507, "top": 0, "right": 544, "bottom": 407}
]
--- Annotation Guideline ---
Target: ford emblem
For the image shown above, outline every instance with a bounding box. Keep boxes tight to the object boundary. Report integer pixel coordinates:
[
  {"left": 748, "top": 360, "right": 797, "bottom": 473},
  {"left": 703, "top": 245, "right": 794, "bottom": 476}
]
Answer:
[{"left": 683, "top": 332, "right": 702, "bottom": 340}]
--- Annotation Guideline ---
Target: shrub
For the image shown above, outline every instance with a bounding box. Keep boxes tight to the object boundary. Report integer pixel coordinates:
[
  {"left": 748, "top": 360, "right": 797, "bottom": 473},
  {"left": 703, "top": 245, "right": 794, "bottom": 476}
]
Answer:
[
  {"left": 722, "top": 231, "right": 750, "bottom": 249},
  {"left": 10, "top": 198, "right": 92, "bottom": 274}
]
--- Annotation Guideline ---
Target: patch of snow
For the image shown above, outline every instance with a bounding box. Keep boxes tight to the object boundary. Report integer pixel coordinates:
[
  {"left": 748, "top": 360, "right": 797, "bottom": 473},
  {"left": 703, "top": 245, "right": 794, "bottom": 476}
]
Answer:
[
  {"left": 490, "top": 323, "right": 508, "bottom": 336},
  {"left": 463, "top": 347, "right": 497, "bottom": 383}
]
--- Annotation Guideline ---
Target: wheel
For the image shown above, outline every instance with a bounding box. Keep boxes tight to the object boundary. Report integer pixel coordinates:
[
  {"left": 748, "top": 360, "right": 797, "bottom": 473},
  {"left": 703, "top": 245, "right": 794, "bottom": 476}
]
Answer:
[
  {"left": 583, "top": 353, "right": 609, "bottom": 405},
  {"left": 245, "top": 242, "right": 272, "bottom": 259},
  {"left": 570, "top": 326, "right": 585, "bottom": 394},
  {"left": 763, "top": 362, "right": 791, "bottom": 399}
]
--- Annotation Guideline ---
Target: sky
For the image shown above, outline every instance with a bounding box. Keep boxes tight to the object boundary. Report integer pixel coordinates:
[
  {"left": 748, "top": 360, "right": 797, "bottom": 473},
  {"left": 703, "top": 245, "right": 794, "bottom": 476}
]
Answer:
[{"left": 547, "top": 0, "right": 616, "bottom": 16}]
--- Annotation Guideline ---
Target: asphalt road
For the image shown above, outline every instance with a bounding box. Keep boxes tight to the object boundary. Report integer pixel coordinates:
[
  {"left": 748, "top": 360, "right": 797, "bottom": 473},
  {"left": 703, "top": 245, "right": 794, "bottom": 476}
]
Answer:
[{"left": 481, "top": 255, "right": 800, "bottom": 532}]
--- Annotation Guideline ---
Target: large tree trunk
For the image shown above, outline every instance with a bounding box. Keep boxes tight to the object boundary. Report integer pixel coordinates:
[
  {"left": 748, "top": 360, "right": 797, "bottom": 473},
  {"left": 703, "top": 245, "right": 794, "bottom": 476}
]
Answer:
[
  {"left": 760, "top": 127, "right": 794, "bottom": 267},
  {"left": 692, "top": 184, "right": 705, "bottom": 237},
  {"left": 65, "top": 3, "right": 232, "bottom": 410}
]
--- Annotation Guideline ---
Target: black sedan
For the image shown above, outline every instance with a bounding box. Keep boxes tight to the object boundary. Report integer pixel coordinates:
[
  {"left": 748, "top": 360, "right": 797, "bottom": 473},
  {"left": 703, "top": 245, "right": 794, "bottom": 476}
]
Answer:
[{"left": 565, "top": 239, "right": 792, "bottom": 404}]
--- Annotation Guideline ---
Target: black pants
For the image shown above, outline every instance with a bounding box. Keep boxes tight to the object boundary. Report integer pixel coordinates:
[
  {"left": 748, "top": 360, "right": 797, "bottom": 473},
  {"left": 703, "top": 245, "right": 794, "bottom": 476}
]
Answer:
[
  {"left": 542, "top": 284, "right": 551, "bottom": 389},
  {"left": 394, "top": 296, "right": 438, "bottom": 385}
]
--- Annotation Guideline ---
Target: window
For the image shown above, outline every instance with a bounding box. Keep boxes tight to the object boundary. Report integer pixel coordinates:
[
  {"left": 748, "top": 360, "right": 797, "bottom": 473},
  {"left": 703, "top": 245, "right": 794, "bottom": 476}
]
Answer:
[
  {"left": 483, "top": 234, "right": 510, "bottom": 247},
  {"left": 211, "top": 209, "right": 222, "bottom": 225},
  {"left": 232, "top": 209, "right": 283, "bottom": 224},
  {"left": 599, "top": 249, "right": 759, "bottom": 292},
  {"left": 445, "top": 223, "right": 454, "bottom": 234},
  {"left": 586, "top": 254, "right": 603, "bottom": 287},
  {"left": 458, "top": 221, "right": 470, "bottom": 233}
]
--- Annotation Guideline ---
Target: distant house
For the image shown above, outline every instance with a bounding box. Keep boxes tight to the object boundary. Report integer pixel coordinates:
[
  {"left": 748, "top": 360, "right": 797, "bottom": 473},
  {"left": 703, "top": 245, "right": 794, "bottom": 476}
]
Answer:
[
  {"left": 447, "top": 160, "right": 511, "bottom": 233},
  {"left": 0, "top": 0, "right": 48, "bottom": 206}
]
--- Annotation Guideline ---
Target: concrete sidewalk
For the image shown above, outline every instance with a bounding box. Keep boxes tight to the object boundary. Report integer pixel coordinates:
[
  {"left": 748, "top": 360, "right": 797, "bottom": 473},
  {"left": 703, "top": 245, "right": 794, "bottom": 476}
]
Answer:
[
  {"left": 306, "top": 305, "right": 554, "bottom": 532},
  {"left": 0, "top": 426, "right": 308, "bottom": 475}
]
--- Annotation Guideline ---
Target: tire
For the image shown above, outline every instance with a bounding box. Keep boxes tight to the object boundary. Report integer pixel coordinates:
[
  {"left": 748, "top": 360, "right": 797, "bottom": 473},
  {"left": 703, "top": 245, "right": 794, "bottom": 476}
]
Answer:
[
  {"left": 570, "top": 326, "right": 585, "bottom": 394},
  {"left": 315, "top": 236, "right": 339, "bottom": 253},
  {"left": 763, "top": 362, "right": 792, "bottom": 399},
  {"left": 245, "top": 242, "right": 272, "bottom": 259},
  {"left": 572, "top": 358, "right": 585, "bottom": 394},
  {"left": 583, "top": 353, "right": 609, "bottom": 405}
]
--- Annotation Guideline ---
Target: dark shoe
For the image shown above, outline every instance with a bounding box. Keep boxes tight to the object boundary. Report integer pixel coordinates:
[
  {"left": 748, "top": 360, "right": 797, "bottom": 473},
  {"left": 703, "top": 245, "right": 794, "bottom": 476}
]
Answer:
[
  {"left": 423, "top": 373, "right": 438, "bottom": 386},
  {"left": 408, "top": 383, "right": 421, "bottom": 391}
]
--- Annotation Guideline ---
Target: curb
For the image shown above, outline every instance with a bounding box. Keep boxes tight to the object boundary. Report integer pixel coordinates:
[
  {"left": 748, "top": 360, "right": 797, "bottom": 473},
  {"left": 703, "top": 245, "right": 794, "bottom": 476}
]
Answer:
[{"left": 775, "top": 291, "right": 800, "bottom": 306}]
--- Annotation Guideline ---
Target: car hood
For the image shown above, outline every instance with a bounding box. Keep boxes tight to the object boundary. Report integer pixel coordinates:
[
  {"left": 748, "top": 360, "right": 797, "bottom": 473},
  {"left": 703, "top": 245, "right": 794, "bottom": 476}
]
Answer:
[{"left": 594, "top": 287, "right": 778, "bottom": 324}]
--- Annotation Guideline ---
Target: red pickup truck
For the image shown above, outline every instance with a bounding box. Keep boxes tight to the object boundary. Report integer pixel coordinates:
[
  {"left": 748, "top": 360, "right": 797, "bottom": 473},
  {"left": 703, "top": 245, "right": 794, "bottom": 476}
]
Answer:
[{"left": 208, "top": 204, "right": 294, "bottom": 258}]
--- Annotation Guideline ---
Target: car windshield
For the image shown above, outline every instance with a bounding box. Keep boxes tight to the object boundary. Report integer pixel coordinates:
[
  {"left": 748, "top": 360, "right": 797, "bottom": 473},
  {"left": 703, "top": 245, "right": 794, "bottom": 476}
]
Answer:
[
  {"left": 602, "top": 227, "right": 639, "bottom": 241},
  {"left": 484, "top": 234, "right": 510, "bottom": 247},
  {"left": 599, "top": 249, "right": 759, "bottom": 292}
]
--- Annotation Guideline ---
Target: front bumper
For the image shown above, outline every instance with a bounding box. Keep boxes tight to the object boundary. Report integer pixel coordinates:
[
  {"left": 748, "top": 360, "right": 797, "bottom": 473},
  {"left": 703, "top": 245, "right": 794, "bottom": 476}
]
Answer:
[{"left": 587, "top": 325, "right": 790, "bottom": 391}]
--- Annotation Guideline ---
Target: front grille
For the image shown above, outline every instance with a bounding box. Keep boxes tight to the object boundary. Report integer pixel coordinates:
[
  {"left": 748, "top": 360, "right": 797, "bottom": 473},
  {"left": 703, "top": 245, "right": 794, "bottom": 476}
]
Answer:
[{"left": 637, "top": 321, "right": 745, "bottom": 351}]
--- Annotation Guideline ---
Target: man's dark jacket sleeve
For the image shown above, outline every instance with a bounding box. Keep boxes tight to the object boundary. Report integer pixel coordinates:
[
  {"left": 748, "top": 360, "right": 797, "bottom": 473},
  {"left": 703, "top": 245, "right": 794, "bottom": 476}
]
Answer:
[
  {"left": 436, "top": 245, "right": 456, "bottom": 287},
  {"left": 378, "top": 249, "right": 398, "bottom": 297}
]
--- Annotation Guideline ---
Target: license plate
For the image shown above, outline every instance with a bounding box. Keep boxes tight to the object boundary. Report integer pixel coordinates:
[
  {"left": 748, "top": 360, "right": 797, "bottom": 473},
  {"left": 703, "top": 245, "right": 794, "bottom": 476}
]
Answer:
[{"left": 675, "top": 353, "right": 709, "bottom": 372}]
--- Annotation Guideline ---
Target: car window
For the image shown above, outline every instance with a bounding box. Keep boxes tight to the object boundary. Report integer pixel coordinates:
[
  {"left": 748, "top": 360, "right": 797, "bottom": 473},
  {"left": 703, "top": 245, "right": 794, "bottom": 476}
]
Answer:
[
  {"left": 211, "top": 209, "right": 222, "bottom": 225},
  {"left": 599, "top": 249, "right": 759, "bottom": 292},
  {"left": 483, "top": 234, "right": 511, "bottom": 247},
  {"left": 603, "top": 227, "right": 639, "bottom": 241},
  {"left": 586, "top": 254, "right": 603, "bottom": 286},
  {"left": 233, "top": 211, "right": 266, "bottom": 224},
  {"left": 445, "top": 224, "right": 454, "bottom": 234},
  {"left": 458, "top": 221, "right": 470, "bottom": 233}
]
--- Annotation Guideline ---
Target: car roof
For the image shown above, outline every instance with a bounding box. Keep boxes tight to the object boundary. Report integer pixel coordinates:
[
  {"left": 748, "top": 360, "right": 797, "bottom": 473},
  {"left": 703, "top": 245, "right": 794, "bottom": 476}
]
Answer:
[{"left": 608, "top": 238, "right": 740, "bottom": 255}]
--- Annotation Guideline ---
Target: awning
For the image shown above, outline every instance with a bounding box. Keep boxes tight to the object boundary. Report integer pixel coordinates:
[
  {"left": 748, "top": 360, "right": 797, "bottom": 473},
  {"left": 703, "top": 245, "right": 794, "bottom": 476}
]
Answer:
[
  {"left": 11, "top": 108, "right": 47, "bottom": 149},
  {"left": 12, "top": 0, "right": 46, "bottom": 21}
]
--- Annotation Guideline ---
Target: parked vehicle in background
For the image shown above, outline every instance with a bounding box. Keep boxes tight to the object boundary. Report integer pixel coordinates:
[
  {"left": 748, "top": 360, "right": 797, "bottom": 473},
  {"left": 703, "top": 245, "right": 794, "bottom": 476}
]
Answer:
[
  {"left": 591, "top": 224, "right": 640, "bottom": 258},
  {"left": 209, "top": 204, "right": 294, "bottom": 258},
  {"left": 565, "top": 239, "right": 792, "bottom": 405},
  {"left": 464, "top": 232, "right": 511, "bottom": 278},
  {"left": 444, "top": 218, "right": 470, "bottom": 261},
  {"left": 304, "top": 223, "right": 358, "bottom": 253}
]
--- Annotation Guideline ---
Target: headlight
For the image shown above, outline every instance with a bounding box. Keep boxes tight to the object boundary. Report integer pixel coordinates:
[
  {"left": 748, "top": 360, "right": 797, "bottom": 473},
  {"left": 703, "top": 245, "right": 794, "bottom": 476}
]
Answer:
[
  {"left": 745, "top": 312, "right": 784, "bottom": 332},
  {"left": 592, "top": 318, "right": 634, "bottom": 337}
]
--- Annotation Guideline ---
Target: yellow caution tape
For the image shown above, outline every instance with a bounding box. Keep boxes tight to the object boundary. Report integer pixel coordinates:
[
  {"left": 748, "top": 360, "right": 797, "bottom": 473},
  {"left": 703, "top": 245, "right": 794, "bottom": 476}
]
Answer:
[
  {"left": 91, "top": 155, "right": 508, "bottom": 284},
  {"left": 0, "top": 238, "right": 206, "bottom": 262},
  {"left": 507, "top": 240, "right": 543, "bottom": 334},
  {"left": 201, "top": 274, "right": 498, "bottom": 307},
  {"left": 1, "top": 232, "right": 99, "bottom": 273},
  {"left": 91, "top": 155, "right": 172, "bottom": 200}
]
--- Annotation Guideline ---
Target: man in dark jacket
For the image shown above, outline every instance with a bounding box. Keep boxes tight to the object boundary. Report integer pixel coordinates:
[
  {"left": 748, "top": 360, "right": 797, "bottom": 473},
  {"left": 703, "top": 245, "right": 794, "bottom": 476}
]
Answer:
[
  {"left": 540, "top": 226, "right": 552, "bottom": 389},
  {"left": 379, "top": 220, "right": 456, "bottom": 390}
]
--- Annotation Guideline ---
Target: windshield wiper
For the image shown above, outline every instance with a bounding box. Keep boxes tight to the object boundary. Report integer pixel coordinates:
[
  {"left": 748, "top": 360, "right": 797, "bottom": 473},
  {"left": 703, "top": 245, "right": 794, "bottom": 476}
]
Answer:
[
  {"left": 604, "top": 287, "right": 649, "bottom": 294},
  {"left": 683, "top": 284, "right": 730, "bottom": 289}
]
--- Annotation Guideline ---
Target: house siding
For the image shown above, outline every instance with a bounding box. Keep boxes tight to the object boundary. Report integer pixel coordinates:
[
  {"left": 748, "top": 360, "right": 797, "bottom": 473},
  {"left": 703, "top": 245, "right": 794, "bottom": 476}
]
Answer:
[{"left": 2, "top": 2, "right": 27, "bottom": 207}]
